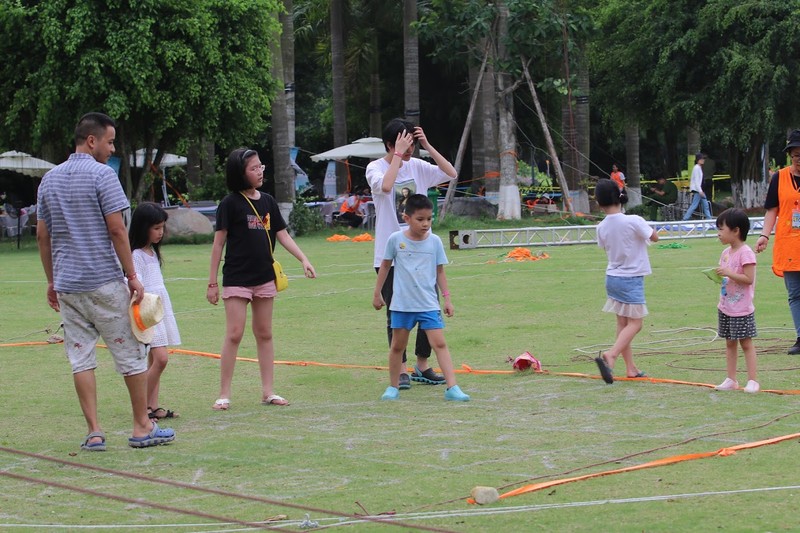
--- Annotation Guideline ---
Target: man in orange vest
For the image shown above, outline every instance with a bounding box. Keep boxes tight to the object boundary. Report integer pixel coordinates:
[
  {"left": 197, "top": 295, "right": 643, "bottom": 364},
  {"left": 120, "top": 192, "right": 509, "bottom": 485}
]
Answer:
[{"left": 757, "top": 129, "right": 800, "bottom": 354}]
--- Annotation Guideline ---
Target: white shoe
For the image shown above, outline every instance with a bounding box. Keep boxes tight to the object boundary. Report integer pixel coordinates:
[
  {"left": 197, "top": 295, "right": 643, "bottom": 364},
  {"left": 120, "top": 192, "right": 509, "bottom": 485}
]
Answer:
[
  {"left": 715, "top": 377, "right": 739, "bottom": 391},
  {"left": 743, "top": 380, "right": 760, "bottom": 393}
]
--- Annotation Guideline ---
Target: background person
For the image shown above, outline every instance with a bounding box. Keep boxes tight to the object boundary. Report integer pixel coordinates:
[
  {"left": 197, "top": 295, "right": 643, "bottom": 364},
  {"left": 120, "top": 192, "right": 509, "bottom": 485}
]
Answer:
[
  {"left": 756, "top": 129, "right": 800, "bottom": 354},
  {"left": 37, "top": 112, "right": 174, "bottom": 450},
  {"left": 644, "top": 175, "right": 678, "bottom": 220},
  {"left": 610, "top": 164, "right": 626, "bottom": 190},
  {"left": 366, "top": 118, "right": 456, "bottom": 389},
  {"left": 338, "top": 189, "right": 367, "bottom": 228},
  {"left": 682, "top": 153, "right": 712, "bottom": 220},
  {"left": 207, "top": 148, "right": 316, "bottom": 411}
]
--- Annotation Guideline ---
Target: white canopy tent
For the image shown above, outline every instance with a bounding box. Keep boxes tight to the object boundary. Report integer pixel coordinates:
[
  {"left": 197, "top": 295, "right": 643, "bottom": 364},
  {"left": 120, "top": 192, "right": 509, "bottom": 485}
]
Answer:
[
  {"left": 310, "top": 137, "right": 430, "bottom": 162},
  {"left": 130, "top": 148, "right": 188, "bottom": 168},
  {"left": 0, "top": 150, "right": 56, "bottom": 177}
]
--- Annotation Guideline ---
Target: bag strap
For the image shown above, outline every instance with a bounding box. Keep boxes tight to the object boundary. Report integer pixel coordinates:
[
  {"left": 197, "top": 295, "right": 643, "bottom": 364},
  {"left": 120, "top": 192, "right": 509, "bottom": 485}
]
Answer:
[{"left": 239, "top": 192, "right": 275, "bottom": 253}]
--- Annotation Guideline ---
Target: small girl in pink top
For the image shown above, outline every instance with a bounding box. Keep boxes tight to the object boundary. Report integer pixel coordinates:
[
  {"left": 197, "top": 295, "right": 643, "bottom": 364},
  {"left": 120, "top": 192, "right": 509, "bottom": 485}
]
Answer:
[{"left": 714, "top": 208, "right": 759, "bottom": 393}]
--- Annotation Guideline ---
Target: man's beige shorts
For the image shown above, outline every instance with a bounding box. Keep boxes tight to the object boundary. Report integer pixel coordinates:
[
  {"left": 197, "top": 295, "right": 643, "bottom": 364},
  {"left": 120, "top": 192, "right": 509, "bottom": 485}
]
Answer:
[{"left": 58, "top": 280, "right": 147, "bottom": 375}]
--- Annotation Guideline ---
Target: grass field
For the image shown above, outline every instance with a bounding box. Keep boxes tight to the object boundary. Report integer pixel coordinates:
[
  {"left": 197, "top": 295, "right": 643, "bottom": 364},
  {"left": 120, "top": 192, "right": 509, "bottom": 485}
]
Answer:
[{"left": 2, "top": 222, "right": 800, "bottom": 532}]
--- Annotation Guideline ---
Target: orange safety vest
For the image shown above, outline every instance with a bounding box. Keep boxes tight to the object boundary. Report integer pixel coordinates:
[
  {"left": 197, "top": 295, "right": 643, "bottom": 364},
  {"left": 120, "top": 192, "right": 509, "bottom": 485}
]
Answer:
[
  {"left": 610, "top": 171, "right": 625, "bottom": 190},
  {"left": 340, "top": 196, "right": 364, "bottom": 214},
  {"left": 772, "top": 166, "right": 800, "bottom": 276}
]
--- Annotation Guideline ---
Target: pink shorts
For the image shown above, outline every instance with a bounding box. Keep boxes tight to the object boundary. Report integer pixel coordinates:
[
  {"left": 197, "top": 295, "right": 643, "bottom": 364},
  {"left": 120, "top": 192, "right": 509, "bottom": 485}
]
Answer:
[{"left": 222, "top": 281, "right": 277, "bottom": 301}]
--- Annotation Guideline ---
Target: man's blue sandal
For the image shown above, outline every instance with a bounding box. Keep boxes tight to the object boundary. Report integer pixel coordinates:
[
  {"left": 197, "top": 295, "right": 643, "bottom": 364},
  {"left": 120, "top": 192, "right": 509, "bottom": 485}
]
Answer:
[{"left": 128, "top": 422, "right": 175, "bottom": 448}]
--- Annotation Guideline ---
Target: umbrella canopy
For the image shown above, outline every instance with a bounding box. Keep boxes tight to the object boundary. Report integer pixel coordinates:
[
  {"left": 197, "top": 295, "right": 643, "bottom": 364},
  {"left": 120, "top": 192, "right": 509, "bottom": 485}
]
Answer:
[
  {"left": 310, "top": 137, "right": 430, "bottom": 162},
  {"left": 130, "top": 149, "right": 188, "bottom": 168},
  {"left": 0, "top": 150, "right": 56, "bottom": 177}
]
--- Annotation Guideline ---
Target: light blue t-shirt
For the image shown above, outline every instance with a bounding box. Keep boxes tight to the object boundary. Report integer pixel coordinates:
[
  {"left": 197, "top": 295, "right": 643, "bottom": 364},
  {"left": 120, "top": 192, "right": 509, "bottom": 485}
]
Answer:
[
  {"left": 37, "top": 153, "right": 130, "bottom": 293},
  {"left": 383, "top": 231, "right": 448, "bottom": 312}
]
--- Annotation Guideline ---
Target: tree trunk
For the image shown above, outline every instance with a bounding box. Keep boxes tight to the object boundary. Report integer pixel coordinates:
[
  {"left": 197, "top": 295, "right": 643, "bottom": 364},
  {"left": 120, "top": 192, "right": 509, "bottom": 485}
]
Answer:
[
  {"left": 468, "top": 64, "right": 484, "bottom": 194},
  {"left": 369, "top": 69, "right": 381, "bottom": 137},
  {"left": 330, "top": 0, "right": 348, "bottom": 194},
  {"left": 403, "top": 0, "right": 420, "bottom": 127},
  {"left": 281, "top": 0, "right": 296, "bottom": 148},
  {"left": 271, "top": 14, "right": 294, "bottom": 216},
  {"left": 624, "top": 120, "right": 641, "bottom": 206},
  {"left": 728, "top": 136, "right": 767, "bottom": 208},
  {"left": 495, "top": 1, "right": 520, "bottom": 219},
  {"left": 687, "top": 124, "right": 700, "bottom": 174},
  {"left": 481, "top": 55, "right": 499, "bottom": 199}
]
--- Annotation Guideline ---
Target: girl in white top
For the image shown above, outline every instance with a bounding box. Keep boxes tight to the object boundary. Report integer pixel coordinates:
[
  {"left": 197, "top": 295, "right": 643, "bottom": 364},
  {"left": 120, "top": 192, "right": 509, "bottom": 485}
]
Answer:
[
  {"left": 594, "top": 179, "right": 658, "bottom": 384},
  {"left": 129, "top": 202, "right": 182, "bottom": 419}
]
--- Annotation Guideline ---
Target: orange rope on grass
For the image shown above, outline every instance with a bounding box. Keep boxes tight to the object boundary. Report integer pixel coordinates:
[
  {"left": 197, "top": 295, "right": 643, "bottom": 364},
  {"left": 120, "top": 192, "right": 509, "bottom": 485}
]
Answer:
[
  {"left": 468, "top": 431, "right": 800, "bottom": 503},
  {"left": 5, "top": 343, "right": 800, "bottom": 395}
]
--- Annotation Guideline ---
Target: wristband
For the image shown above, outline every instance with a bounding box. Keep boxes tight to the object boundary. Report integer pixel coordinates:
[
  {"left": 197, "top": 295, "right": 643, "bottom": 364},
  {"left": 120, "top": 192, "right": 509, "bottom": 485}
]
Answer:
[
  {"left": 126, "top": 272, "right": 137, "bottom": 280},
  {"left": 208, "top": 282, "right": 218, "bottom": 288},
  {"left": 441, "top": 291, "right": 450, "bottom": 297},
  {"left": 759, "top": 234, "right": 769, "bottom": 240},
  {"left": 393, "top": 151, "right": 404, "bottom": 159}
]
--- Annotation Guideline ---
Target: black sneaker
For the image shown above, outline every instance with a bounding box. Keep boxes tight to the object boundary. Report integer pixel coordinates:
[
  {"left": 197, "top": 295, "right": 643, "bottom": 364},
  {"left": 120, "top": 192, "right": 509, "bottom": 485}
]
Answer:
[
  {"left": 789, "top": 338, "right": 800, "bottom": 355},
  {"left": 398, "top": 373, "right": 412, "bottom": 390},
  {"left": 411, "top": 365, "right": 446, "bottom": 385}
]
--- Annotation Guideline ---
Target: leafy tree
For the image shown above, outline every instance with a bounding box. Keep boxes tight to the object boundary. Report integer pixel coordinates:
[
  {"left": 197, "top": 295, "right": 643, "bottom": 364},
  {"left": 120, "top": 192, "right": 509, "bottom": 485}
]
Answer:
[
  {"left": 593, "top": 0, "right": 800, "bottom": 205},
  {"left": 0, "top": 0, "right": 282, "bottom": 201}
]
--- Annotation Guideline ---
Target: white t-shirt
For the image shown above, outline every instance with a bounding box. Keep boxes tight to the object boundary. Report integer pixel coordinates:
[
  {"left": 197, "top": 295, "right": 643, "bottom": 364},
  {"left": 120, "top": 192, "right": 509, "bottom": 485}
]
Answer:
[
  {"left": 597, "top": 213, "right": 654, "bottom": 277},
  {"left": 689, "top": 163, "right": 704, "bottom": 193},
  {"left": 366, "top": 157, "right": 451, "bottom": 268}
]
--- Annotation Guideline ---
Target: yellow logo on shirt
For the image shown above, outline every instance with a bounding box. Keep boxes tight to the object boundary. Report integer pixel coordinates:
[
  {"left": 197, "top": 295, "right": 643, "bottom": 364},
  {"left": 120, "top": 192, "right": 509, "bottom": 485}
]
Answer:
[{"left": 399, "top": 242, "right": 406, "bottom": 249}]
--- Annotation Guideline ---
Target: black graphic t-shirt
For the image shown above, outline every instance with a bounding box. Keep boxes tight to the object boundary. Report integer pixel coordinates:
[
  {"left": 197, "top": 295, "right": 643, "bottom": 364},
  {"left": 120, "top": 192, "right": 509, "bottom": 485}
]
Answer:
[{"left": 216, "top": 192, "right": 287, "bottom": 287}]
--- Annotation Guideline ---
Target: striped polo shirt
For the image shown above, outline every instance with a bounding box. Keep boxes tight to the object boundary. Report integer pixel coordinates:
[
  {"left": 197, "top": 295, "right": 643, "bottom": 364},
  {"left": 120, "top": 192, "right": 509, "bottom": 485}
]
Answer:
[{"left": 37, "top": 153, "right": 130, "bottom": 293}]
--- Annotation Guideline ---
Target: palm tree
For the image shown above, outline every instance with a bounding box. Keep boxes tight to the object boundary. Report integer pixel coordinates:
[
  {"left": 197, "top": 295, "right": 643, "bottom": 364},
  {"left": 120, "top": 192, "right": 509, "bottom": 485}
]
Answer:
[
  {"left": 403, "top": 0, "right": 420, "bottom": 127},
  {"left": 330, "top": 0, "right": 348, "bottom": 194},
  {"left": 271, "top": 12, "right": 294, "bottom": 208}
]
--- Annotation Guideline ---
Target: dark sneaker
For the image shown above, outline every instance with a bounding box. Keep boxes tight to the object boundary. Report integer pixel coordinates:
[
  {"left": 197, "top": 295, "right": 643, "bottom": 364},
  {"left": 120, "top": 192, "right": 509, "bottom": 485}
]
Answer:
[
  {"left": 789, "top": 338, "right": 800, "bottom": 355},
  {"left": 411, "top": 365, "right": 446, "bottom": 385},
  {"left": 398, "top": 373, "right": 411, "bottom": 390}
]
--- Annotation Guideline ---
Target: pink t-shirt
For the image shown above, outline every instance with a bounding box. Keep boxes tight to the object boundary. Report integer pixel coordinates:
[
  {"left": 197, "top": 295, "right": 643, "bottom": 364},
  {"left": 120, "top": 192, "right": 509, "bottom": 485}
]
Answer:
[{"left": 718, "top": 244, "right": 756, "bottom": 317}]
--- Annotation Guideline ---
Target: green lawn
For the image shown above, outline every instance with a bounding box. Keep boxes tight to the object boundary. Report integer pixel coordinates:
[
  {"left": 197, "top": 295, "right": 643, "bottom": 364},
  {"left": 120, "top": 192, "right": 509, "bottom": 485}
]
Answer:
[{"left": 1, "top": 224, "right": 799, "bottom": 532}]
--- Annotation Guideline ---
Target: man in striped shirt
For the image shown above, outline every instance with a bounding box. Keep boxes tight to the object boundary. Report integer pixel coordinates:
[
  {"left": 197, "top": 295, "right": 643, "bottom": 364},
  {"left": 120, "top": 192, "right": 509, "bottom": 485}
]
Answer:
[{"left": 37, "top": 112, "right": 175, "bottom": 450}]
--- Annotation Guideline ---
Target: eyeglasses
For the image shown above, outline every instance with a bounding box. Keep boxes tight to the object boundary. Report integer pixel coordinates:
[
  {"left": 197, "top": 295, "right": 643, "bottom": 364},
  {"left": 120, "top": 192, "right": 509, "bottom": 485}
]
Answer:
[{"left": 248, "top": 164, "right": 266, "bottom": 173}]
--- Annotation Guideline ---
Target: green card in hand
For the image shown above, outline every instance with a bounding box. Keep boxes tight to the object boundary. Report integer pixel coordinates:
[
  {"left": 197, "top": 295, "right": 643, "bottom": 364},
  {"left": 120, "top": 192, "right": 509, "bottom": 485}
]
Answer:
[{"left": 702, "top": 268, "right": 723, "bottom": 284}]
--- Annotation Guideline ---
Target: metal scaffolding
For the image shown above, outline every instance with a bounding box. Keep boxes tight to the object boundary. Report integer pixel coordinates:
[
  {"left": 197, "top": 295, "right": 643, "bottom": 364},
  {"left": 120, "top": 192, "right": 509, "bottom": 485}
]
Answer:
[{"left": 449, "top": 217, "right": 766, "bottom": 250}]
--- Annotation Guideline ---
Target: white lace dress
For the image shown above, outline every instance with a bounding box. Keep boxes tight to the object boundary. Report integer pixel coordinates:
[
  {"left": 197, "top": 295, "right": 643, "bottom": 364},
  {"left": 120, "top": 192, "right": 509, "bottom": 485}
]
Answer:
[{"left": 132, "top": 248, "right": 181, "bottom": 348}]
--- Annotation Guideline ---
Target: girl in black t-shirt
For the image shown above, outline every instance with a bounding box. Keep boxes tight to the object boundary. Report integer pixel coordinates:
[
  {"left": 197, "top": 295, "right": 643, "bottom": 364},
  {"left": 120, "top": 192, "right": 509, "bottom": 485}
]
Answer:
[{"left": 207, "top": 148, "right": 316, "bottom": 410}]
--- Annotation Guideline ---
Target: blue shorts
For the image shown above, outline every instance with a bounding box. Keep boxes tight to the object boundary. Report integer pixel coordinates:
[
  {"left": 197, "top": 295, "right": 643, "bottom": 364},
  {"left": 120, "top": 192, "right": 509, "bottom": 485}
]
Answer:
[{"left": 390, "top": 310, "right": 445, "bottom": 331}]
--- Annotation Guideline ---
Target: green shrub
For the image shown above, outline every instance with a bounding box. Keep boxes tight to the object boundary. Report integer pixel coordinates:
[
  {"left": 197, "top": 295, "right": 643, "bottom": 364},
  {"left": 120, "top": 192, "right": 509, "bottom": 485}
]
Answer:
[
  {"left": 625, "top": 203, "right": 650, "bottom": 219},
  {"left": 288, "top": 198, "right": 325, "bottom": 236}
]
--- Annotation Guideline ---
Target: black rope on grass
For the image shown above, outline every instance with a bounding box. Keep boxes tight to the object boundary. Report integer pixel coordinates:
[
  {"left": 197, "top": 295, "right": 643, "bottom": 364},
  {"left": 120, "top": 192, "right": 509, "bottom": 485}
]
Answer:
[
  {"left": 0, "top": 470, "right": 297, "bottom": 532},
  {"left": 0, "top": 446, "right": 457, "bottom": 533}
]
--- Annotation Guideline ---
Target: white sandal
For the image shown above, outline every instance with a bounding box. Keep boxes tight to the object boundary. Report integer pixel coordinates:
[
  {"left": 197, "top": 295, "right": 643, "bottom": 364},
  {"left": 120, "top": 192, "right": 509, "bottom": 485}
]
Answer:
[
  {"left": 262, "top": 394, "right": 289, "bottom": 406},
  {"left": 212, "top": 398, "right": 230, "bottom": 410}
]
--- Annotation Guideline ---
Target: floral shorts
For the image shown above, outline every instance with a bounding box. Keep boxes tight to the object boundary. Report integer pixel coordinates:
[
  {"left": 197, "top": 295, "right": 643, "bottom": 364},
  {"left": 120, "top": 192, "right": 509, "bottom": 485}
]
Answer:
[{"left": 59, "top": 280, "right": 147, "bottom": 375}]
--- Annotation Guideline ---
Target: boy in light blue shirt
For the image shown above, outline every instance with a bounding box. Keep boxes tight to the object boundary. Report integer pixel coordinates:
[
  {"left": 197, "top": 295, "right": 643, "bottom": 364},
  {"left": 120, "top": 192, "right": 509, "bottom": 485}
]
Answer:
[{"left": 373, "top": 194, "right": 470, "bottom": 401}]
